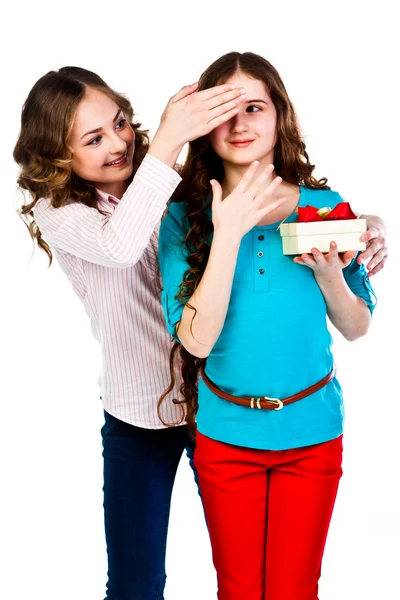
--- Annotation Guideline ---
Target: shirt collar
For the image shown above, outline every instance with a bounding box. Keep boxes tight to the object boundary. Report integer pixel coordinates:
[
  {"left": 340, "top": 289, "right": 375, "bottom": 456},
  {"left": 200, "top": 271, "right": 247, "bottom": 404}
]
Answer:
[{"left": 95, "top": 187, "right": 121, "bottom": 213}]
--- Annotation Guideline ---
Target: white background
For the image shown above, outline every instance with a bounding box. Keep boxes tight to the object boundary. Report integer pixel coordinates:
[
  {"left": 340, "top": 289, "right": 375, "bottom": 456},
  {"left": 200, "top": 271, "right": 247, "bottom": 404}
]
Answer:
[{"left": 1, "top": 1, "right": 399, "bottom": 598}]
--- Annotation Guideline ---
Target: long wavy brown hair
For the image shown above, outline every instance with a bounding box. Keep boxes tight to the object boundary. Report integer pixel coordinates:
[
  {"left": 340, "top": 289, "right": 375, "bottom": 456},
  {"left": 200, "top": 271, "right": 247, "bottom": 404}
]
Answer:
[
  {"left": 158, "top": 51, "right": 329, "bottom": 434},
  {"left": 14, "top": 67, "right": 149, "bottom": 264}
]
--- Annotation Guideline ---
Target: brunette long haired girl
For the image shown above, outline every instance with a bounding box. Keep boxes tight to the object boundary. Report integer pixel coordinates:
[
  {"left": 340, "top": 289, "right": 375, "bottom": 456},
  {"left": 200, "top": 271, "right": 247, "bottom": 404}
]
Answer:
[{"left": 158, "top": 51, "right": 378, "bottom": 599}]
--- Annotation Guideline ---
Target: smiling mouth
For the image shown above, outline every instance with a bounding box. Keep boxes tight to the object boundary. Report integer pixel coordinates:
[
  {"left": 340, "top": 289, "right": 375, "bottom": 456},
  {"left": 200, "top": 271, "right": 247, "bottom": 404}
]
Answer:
[
  {"left": 105, "top": 151, "right": 128, "bottom": 166},
  {"left": 229, "top": 140, "right": 254, "bottom": 147}
]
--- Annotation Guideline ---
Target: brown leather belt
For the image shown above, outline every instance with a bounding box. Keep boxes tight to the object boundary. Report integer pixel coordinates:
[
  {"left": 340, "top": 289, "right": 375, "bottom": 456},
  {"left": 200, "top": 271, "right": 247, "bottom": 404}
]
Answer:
[{"left": 199, "top": 366, "right": 335, "bottom": 411}]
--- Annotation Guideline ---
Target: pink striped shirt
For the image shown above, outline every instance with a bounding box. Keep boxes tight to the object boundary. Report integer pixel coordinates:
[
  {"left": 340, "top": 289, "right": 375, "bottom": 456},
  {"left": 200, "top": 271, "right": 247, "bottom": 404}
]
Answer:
[{"left": 33, "top": 154, "right": 184, "bottom": 429}]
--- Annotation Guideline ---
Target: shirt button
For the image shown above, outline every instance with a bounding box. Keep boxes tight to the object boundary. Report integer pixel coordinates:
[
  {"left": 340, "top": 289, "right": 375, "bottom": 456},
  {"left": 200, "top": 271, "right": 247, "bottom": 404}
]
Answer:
[
  {"left": 257, "top": 251, "right": 264, "bottom": 257},
  {"left": 258, "top": 235, "right": 265, "bottom": 241},
  {"left": 259, "top": 269, "right": 265, "bottom": 275}
]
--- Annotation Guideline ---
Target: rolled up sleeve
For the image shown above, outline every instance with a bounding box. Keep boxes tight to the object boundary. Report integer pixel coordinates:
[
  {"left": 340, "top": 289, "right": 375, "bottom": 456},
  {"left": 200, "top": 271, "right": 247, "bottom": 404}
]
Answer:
[
  {"left": 159, "top": 203, "right": 190, "bottom": 341},
  {"left": 343, "top": 256, "right": 377, "bottom": 313}
]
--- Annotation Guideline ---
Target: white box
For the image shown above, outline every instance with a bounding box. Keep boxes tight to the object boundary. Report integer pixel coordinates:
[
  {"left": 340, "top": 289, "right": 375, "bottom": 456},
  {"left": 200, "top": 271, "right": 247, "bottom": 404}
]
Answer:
[{"left": 280, "top": 218, "right": 367, "bottom": 255}]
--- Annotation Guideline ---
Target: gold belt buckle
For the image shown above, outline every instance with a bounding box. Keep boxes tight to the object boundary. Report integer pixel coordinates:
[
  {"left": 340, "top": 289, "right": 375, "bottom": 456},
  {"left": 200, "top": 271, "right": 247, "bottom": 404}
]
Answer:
[{"left": 250, "top": 396, "right": 283, "bottom": 410}]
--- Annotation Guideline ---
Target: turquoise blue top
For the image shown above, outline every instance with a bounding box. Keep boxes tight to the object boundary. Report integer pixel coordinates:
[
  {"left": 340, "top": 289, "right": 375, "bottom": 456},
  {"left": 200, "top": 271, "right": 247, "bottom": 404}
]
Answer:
[{"left": 159, "top": 187, "right": 376, "bottom": 450}]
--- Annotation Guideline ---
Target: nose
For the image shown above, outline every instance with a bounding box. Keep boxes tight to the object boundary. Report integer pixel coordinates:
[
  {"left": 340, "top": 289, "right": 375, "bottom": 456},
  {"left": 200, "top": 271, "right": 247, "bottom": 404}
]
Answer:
[
  {"left": 109, "top": 131, "right": 127, "bottom": 156},
  {"left": 230, "top": 112, "right": 249, "bottom": 133}
]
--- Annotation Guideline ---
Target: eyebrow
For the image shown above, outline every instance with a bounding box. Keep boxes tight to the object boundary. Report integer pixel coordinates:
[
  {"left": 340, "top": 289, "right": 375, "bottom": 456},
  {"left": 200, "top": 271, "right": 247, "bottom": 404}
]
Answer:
[
  {"left": 81, "top": 109, "right": 122, "bottom": 140},
  {"left": 245, "top": 99, "right": 268, "bottom": 104}
]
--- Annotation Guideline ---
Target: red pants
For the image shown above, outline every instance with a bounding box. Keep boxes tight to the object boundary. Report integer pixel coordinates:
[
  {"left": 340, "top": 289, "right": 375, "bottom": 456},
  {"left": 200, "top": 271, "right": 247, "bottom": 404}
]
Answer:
[{"left": 195, "top": 432, "right": 343, "bottom": 600}]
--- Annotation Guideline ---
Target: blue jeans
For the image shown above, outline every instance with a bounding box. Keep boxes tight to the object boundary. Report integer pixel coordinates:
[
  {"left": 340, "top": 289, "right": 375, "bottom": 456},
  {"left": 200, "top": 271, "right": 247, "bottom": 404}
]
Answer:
[{"left": 101, "top": 410, "right": 198, "bottom": 600}]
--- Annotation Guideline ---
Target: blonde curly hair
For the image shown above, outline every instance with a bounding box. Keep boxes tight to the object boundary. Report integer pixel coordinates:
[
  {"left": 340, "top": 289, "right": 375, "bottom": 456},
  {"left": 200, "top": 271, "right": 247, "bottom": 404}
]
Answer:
[{"left": 14, "top": 66, "right": 149, "bottom": 264}]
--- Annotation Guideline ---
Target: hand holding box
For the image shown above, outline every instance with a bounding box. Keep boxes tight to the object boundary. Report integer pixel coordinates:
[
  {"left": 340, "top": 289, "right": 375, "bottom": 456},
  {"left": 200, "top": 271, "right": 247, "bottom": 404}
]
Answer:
[{"left": 280, "top": 202, "right": 367, "bottom": 255}]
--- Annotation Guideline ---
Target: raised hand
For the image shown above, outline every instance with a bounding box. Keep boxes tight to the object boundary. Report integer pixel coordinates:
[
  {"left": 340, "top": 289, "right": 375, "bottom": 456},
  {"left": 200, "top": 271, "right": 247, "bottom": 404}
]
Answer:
[
  {"left": 211, "top": 161, "right": 286, "bottom": 242},
  {"left": 163, "top": 82, "right": 247, "bottom": 142},
  {"left": 149, "top": 83, "right": 246, "bottom": 166}
]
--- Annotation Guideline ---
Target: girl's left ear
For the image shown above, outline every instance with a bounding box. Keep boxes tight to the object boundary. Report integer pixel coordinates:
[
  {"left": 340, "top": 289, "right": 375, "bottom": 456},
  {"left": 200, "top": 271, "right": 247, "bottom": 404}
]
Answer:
[{"left": 173, "top": 163, "right": 183, "bottom": 175}]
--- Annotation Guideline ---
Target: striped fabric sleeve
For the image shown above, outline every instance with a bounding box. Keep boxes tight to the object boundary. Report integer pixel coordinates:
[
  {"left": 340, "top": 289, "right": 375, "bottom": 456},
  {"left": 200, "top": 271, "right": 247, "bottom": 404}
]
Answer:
[{"left": 33, "top": 154, "right": 181, "bottom": 268}]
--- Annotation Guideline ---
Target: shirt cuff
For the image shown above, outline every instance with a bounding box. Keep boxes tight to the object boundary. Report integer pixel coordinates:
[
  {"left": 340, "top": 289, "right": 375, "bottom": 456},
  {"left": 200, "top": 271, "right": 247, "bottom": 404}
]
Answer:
[{"left": 135, "top": 153, "right": 182, "bottom": 196}]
